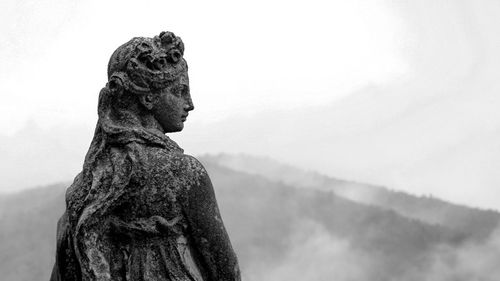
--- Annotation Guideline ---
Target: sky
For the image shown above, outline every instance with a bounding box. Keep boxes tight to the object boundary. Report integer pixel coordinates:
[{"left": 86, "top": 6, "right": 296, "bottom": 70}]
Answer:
[
  {"left": 1, "top": 0, "right": 500, "bottom": 210},
  {"left": 0, "top": 0, "right": 409, "bottom": 132}
]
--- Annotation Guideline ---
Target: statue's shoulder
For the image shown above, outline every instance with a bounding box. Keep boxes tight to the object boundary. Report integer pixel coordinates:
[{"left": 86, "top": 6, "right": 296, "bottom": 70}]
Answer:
[
  {"left": 172, "top": 153, "right": 209, "bottom": 185},
  {"left": 136, "top": 146, "right": 208, "bottom": 186}
]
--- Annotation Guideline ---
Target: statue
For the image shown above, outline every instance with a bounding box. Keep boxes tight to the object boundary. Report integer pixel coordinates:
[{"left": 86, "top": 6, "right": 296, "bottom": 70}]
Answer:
[{"left": 50, "top": 31, "right": 241, "bottom": 281}]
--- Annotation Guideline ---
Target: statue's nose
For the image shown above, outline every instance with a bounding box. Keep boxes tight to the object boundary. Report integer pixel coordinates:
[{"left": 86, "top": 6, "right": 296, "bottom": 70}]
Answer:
[{"left": 184, "top": 95, "right": 194, "bottom": 111}]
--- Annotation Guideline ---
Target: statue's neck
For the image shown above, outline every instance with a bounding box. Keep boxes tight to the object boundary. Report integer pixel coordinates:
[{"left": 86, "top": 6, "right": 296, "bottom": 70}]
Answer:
[{"left": 140, "top": 113, "right": 166, "bottom": 135}]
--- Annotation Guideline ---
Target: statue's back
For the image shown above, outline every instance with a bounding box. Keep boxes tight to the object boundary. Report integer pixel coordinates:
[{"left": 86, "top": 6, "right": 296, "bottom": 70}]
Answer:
[{"left": 50, "top": 31, "right": 240, "bottom": 281}]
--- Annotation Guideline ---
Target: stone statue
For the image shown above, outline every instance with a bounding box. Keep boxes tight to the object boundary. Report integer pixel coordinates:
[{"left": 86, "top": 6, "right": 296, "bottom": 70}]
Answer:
[{"left": 50, "top": 31, "right": 241, "bottom": 281}]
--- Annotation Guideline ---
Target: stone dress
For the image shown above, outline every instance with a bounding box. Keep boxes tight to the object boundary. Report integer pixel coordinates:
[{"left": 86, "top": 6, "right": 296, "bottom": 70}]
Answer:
[
  {"left": 50, "top": 102, "right": 240, "bottom": 281},
  {"left": 104, "top": 143, "right": 207, "bottom": 281}
]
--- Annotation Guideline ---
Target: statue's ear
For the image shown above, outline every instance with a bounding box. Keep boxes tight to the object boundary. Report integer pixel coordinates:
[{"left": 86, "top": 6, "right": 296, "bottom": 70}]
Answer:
[
  {"left": 139, "top": 94, "right": 155, "bottom": 110},
  {"left": 108, "top": 76, "right": 124, "bottom": 96}
]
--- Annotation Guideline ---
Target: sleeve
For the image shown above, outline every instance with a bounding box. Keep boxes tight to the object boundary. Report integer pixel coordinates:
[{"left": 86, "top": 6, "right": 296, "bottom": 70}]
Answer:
[{"left": 182, "top": 156, "right": 241, "bottom": 281}]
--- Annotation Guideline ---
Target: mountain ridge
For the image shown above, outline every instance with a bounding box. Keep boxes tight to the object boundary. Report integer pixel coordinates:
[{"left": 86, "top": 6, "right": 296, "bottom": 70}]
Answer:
[
  {"left": 1, "top": 154, "right": 499, "bottom": 280},
  {"left": 200, "top": 153, "right": 500, "bottom": 240}
]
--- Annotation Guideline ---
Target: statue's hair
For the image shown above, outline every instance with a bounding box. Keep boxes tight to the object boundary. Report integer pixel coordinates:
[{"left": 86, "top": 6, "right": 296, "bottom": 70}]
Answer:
[
  {"left": 88, "top": 31, "right": 186, "bottom": 159},
  {"left": 67, "top": 32, "right": 187, "bottom": 233},
  {"left": 53, "top": 31, "right": 187, "bottom": 281},
  {"left": 106, "top": 31, "right": 187, "bottom": 95}
]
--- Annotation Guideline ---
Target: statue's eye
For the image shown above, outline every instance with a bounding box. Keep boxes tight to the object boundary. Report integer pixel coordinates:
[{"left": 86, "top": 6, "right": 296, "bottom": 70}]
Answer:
[
  {"left": 171, "top": 86, "right": 183, "bottom": 97},
  {"left": 172, "top": 85, "right": 189, "bottom": 98}
]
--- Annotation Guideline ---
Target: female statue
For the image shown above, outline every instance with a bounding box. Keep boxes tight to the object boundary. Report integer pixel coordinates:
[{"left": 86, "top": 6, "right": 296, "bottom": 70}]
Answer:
[{"left": 50, "top": 31, "right": 241, "bottom": 281}]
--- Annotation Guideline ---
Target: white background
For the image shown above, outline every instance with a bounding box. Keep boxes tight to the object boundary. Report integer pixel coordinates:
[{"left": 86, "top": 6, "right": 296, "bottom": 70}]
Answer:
[{"left": 1, "top": 0, "right": 499, "bottom": 210}]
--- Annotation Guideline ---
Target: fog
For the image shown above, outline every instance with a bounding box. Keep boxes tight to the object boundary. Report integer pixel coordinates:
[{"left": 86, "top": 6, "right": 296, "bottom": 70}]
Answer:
[
  {"left": 1, "top": 155, "right": 499, "bottom": 280},
  {"left": 1, "top": 1, "right": 500, "bottom": 279},
  {"left": 251, "top": 220, "right": 376, "bottom": 281},
  {"left": 258, "top": 222, "right": 500, "bottom": 281},
  {"left": 1, "top": 0, "right": 500, "bottom": 210},
  {"left": 424, "top": 228, "right": 500, "bottom": 280}
]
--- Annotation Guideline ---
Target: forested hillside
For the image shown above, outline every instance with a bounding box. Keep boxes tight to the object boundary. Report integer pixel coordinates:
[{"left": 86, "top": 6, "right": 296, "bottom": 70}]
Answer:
[
  {"left": 203, "top": 153, "right": 500, "bottom": 239},
  {"left": 0, "top": 156, "right": 499, "bottom": 281}
]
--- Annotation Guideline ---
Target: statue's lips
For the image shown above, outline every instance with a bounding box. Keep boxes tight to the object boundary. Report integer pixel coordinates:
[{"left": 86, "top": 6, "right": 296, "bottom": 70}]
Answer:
[{"left": 181, "top": 114, "right": 188, "bottom": 121}]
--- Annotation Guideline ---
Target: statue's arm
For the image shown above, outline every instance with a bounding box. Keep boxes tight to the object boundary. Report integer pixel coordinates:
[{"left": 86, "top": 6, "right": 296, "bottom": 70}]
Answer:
[{"left": 183, "top": 157, "right": 241, "bottom": 281}]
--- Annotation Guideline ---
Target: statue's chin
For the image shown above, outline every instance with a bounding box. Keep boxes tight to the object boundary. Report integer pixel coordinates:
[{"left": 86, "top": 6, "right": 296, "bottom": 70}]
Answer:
[{"left": 164, "top": 123, "right": 184, "bottom": 133}]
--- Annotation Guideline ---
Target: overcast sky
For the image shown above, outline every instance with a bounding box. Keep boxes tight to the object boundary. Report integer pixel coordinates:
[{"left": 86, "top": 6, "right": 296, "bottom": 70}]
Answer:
[
  {"left": 0, "top": 0, "right": 410, "bottom": 132},
  {"left": 1, "top": 0, "right": 500, "bottom": 210}
]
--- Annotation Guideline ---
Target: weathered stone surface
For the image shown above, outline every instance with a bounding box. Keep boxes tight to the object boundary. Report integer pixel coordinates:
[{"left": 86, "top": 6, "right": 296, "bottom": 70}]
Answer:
[{"left": 50, "top": 31, "right": 241, "bottom": 281}]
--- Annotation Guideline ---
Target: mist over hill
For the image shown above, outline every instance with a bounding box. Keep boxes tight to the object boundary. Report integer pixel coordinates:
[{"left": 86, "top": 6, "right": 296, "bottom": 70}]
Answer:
[
  {"left": 1, "top": 154, "right": 499, "bottom": 281},
  {"left": 202, "top": 153, "right": 500, "bottom": 240},
  {"left": 0, "top": 122, "right": 90, "bottom": 192}
]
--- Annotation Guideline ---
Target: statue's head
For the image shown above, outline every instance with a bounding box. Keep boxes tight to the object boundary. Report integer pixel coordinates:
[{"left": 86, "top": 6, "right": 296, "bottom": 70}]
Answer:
[{"left": 104, "top": 31, "right": 193, "bottom": 133}]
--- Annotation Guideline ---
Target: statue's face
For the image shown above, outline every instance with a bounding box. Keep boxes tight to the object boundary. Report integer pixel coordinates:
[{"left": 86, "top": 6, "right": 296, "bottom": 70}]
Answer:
[{"left": 152, "top": 72, "right": 194, "bottom": 133}]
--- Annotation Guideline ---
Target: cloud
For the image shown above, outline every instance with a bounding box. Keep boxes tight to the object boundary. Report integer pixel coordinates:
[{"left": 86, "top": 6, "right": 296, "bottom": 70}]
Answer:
[
  {"left": 421, "top": 226, "right": 500, "bottom": 280},
  {"left": 245, "top": 220, "right": 375, "bottom": 281},
  {"left": 242, "top": 219, "right": 500, "bottom": 281}
]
